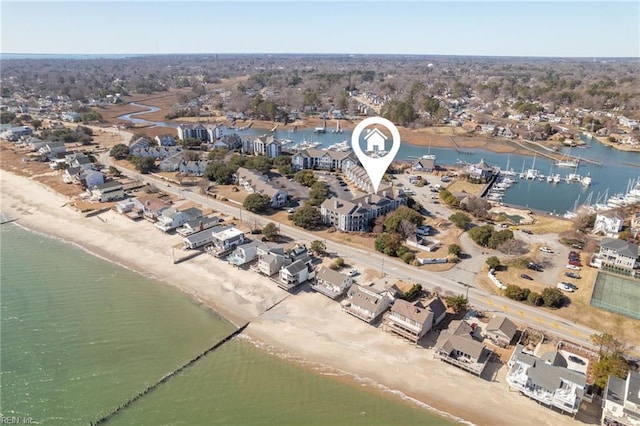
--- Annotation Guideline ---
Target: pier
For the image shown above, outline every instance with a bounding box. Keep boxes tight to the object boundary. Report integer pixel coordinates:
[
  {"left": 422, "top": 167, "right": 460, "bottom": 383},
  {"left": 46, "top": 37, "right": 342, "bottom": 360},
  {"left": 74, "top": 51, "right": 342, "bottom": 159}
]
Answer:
[
  {"left": 449, "top": 136, "right": 473, "bottom": 154},
  {"left": 91, "top": 323, "right": 249, "bottom": 425},
  {"left": 514, "top": 140, "right": 603, "bottom": 166}
]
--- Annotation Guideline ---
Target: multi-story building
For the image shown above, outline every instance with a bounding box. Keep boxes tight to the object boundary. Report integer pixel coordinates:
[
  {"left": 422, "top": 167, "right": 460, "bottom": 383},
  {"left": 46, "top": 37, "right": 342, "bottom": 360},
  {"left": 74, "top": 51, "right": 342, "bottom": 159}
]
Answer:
[
  {"left": 596, "top": 238, "right": 640, "bottom": 274},
  {"left": 292, "top": 148, "right": 357, "bottom": 171},
  {"left": 382, "top": 296, "right": 447, "bottom": 343},
  {"left": 320, "top": 190, "right": 407, "bottom": 232},
  {"left": 601, "top": 370, "right": 640, "bottom": 426},
  {"left": 594, "top": 212, "right": 624, "bottom": 237}
]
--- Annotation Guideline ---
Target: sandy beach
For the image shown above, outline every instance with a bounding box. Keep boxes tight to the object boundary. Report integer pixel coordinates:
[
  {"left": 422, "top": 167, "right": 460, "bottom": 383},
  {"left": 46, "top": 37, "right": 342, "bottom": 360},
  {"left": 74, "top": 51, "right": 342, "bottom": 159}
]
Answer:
[{"left": 0, "top": 168, "right": 598, "bottom": 426}]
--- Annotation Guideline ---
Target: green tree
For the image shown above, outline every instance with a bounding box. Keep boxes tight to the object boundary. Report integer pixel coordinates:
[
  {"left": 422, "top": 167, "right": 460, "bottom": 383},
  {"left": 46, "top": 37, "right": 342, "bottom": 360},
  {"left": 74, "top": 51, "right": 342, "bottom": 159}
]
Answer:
[
  {"left": 310, "top": 240, "right": 326, "bottom": 256},
  {"left": 590, "top": 332, "right": 625, "bottom": 355},
  {"left": 448, "top": 244, "right": 462, "bottom": 257},
  {"left": 486, "top": 256, "right": 501, "bottom": 270},
  {"left": 81, "top": 110, "right": 103, "bottom": 124},
  {"left": 291, "top": 204, "right": 323, "bottom": 230},
  {"left": 593, "top": 353, "right": 629, "bottom": 391},
  {"left": 488, "top": 229, "right": 514, "bottom": 249},
  {"left": 527, "top": 291, "right": 543, "bottom": 306},
  {"left": 245, "top": 155, "right": 272, "bottom": 174},
  {"left": 384, "top": 205, "right": 424, "bottom": 233},
  {"left": 204, "top": 162, "right": 235, "bottom": 185},
  {"left": 278, "top": 163, "right": 293, "bottom": 177},
  {"left": 504, "top": 284, "right": 530, "bottom": 301},
  {"left": 109, "top": 143, "right": 130, "bottom": 160},
  {"left": 374, "top": 232, "right": 403, "bottom": 257},
  {"left": 541, "top": 287, "right": 565, "bottom": 309},
  {"left": 243, "top": 193, "right": 271, "bottom": 214},
  {"left": 132, "top": 157, "right": 156, "bottom": 174},
  {"left": 183, "top": 150, "right": 199, "bottom": 161},
  {"left": 401, "top": 284, "right": 423, "bottom": 301},
  {"left": 449, "top": 212, "right": 471, "bottom": 229},
  {"left": 30, "top": 119, "right": 42, "bottom": 130},
  {"left": 330, "top": 257, "right": 345, "bottom": 270},
  {"left": 423, "top": 97, "right": 441, "bottom": 115},
  {"left": 445, "top": 295, "right": 469, "bottom": 314},
  {"left": 469, "top": 225, "right": 494, "bottom": 247},
  {"left": 294, "top": 170, "right": 316, "bottom": 187},
  {"left": 262, "top": 222, "right": 279, "bottom": 241},
  {"left": 1, "top": 111, "right": 16, "bottom": 124},
  {"left": 309, "top": 181, "right": 329, "bottom": 206},
  {"left": 108, "top": 166, "right": 121, "bottom": 177},
  {"left": 208, "top": 148, "right": 227, "bottom": 161}
]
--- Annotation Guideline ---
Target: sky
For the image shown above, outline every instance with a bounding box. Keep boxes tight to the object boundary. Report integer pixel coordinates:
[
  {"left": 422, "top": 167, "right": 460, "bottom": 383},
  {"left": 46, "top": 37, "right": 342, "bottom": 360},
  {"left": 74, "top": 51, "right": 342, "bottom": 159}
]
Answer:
[{"left": 1, "top": 1, "right": 638, "bottom": 57}]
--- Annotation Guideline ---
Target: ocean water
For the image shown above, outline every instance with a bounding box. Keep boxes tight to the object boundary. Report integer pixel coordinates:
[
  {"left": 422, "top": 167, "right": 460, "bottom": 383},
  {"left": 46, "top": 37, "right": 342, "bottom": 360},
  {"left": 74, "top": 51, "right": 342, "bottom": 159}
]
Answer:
[{"left": 0, "top": 225, "right": 455, "bottom": 425}]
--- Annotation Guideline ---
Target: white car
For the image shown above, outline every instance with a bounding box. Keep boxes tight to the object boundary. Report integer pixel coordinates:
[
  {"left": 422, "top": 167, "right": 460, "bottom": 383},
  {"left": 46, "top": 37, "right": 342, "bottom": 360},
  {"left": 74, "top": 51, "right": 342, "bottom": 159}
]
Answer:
[
  {"left": 348, "top": 268, "right": 358, "bottom": 277},
  {"left": 539, "top": 246, "right": 553, "bottom": 253},
  {"left": 566, "top": 264, "right": 581, "bottom": 270},
  {"left": 557, "top": 282, "right": 577, "bottom": 292},
  {"left": 287, "top": 208, "right": 296, "bottom": 213}
]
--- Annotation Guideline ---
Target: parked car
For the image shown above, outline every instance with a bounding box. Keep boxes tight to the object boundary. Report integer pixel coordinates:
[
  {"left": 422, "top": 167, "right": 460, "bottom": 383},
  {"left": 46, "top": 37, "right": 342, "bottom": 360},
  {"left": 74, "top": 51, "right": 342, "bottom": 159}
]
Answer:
[
  {"left": 557, "top": 282, "right": 577, "bottom": 292},
  {"left": 348, "top": 268, "right": 358, "bottom": 277},
  {"left": 565, "top": 272, "right": 581, "bottom": 279},
  {"left": 571, "top": 243, "right": 584, "bottom": 249},
  {"left": 527, "top": 262, "right": 543, "bottom": 272},
  {"left": 520, "top": 273, "right": 533, "bottom": 280},
  {"left": 568, "top": 259, "right": 582, "bottom": 266},
  {"left": 539, "top": 246, "right": 554, "bottom": 253},
  {"left": 566, "top": 264, "right": 581, "bottom": 270},
  {"left": 568, "top": 355, "right": 586, "bottom": 365},
  {"left": 521, "top": 229, "right": 533, "bottom": 235},
  {"left": 287, "top": 207, "right": 296, "bottom": 213}
]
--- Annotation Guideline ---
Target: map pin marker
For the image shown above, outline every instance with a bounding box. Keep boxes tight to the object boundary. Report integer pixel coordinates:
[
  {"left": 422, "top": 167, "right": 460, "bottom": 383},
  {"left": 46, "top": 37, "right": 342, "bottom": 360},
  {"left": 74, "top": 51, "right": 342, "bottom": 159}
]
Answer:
[{"left": 351, "top": 116, "right": 401, "bottom": 194}]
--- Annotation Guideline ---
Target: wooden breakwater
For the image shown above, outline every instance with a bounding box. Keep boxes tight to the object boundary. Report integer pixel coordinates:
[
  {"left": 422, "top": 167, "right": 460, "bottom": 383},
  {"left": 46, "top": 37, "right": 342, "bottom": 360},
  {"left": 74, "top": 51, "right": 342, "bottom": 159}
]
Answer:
[{"left": 91, "top": 323, "right": 249, "bottom": 425}]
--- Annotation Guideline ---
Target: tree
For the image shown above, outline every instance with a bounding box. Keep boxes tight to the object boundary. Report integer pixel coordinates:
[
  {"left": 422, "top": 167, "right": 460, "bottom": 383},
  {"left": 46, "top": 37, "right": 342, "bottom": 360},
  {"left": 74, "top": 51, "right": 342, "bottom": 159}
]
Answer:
[
  {"left": 81, "top": 110, "right": 103, "bottom": 124},
  {"left": 449, "top": 212, "right": 471, "bottom": 229},
  {"left": 309, "top": 181, "right": 329, "bottom": 206},
  {"left": 593, "top": 353, "right": 629, "bottom": 391},
  {"left": 504, "top": 284, "right": 530, "bottom": 301},
  {"left": 330, "top": 257, "right": 345, "bottom": 270},
  {"left": 294, "top": 170, "right": 316, "bottom": 187},
  {"left": 1, "top": 111, "right": 16, "bottom": 124},
  {"left": 310, "top": 240, "right": 326, "bottom": 256},
  {"left": 497, "top": 239, "right": 528, "bottom": 255},
  {"left": 30, "top": 119, "right": 42, "bottom": 130},
  {"left": 278, "top": 163, "right": 293, "bottom": 177},
  {"left": 245, "top": 155, "right": 272, "bottom": 174},
  {"left": 374, "top": 232, "right": 403, "bottom": 256},
  {"left": 208, "top": 148, "right": 227, "bottom": 161},
  {"left": 108, "top": 166, "right": 121, "bottom": 177},
  {"left": 243, "top": 193, "right": 271, "bottom": 214},
  {"left": 423, "top": 97, "right": 441, "bottom": 115},
  {"left": 291, "top": 204, "right": 323, "bottom": 230},
  {"left": 448, "top": 244, "right": 462, "bottom": 257},
  {"left": 384, "top": 206, "right": 423, "bottom": 233},
  {"left": 132, "top": 156, "right": 156, "bottom": 174},
  {"left": 541, "top": 287, "right": 565, "bottom": 309},
  {"left": 204, "top": 162, "right": 235, "bottom": 184},
  {"left": 527, "top": 291, "right": 543, "bottom": 306},
  {"left": 401, "top": 284, "right": 423, "bottom": 301},
  {"left": 262, "top": 222, "right": 279, "bottom": 241},
  {"left": 183, "top": 150, "right": 199, "bottom": 161},
  {"left": 486, "top": 256, "right": 501, "bottom": 270},
  {"left": 468, "top": 225, "right": 494, "bottom": 247},
  {"left": 488, "top": 229, "right": 514, "bottom": 249},
  {"left": 590, "top": 332, "right": 625, "bottom": 355},
  {"left": 464, "top": 196, "right": 491, "bottom": 218},
  {"left": 110, "top": 143, "right": 130, "bottom": 160},
  {"left": 445, "top": 295, "right": 469, "bottom": 314}
]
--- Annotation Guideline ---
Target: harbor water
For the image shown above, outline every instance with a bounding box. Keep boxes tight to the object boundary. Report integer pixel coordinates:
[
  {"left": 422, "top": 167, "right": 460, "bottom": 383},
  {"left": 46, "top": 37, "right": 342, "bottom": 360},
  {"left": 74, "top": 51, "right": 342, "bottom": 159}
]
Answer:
[{"left": 0, "top": 224, "right": 454, "bottom": 425}]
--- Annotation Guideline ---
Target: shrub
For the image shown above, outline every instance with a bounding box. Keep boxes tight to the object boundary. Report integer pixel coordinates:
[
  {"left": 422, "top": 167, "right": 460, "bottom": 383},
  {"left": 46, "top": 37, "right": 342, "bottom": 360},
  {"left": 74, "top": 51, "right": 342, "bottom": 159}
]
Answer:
[{"left": 541, "top": 287, "right": 565, "bottom": 309}]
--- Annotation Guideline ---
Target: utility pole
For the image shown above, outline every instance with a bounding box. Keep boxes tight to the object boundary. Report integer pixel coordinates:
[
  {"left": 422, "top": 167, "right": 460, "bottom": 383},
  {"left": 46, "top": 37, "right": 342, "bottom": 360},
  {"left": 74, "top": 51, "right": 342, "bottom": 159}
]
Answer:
[{"left": 381, "top": 256, "right": 385, "bottom": 278}]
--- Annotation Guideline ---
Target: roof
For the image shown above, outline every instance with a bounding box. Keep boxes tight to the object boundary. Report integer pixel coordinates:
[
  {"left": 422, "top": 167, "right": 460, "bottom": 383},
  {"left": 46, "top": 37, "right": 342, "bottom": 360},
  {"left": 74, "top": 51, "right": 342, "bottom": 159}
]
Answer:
[
  {"left": 283, "top": 259, "right": 308, "bottom": 275},
  {"left": 597, "top": 211, "right": 624, "bottom": 220},
  {"left": 629, "top": 370, "right": 640, "bottom": 405},
  {"left": 348, "top": 285, "right": 387, "bottom": 313},
  {"left": 136, "top": 195, "right": 171, "bottom": 212},
  {"left": 212, "top": 227, "right": 243, "bottom": 241},
  {"left": 184, "top": 215, "right": 220, "bottom": 229},
  {"left": 425, "top": 296, "right": 447, "bottom": 322},
  {"left": 316, "top": 266, "right": 348, "bottom": 286},
  {"left": 486, "top": 316, "right": 518, "bottom": 340},
  {"left": 512, "top": 345, "right": 586, "bottom": 391},
  {"left": 436, "top": 333, "right": 486, "bottom": 360},
  {"left": 390, "top": 299, "right": 432, "bottom": 324},
  {"left": 181, "top": 207, "right": 203, "bottom": 219},
  {"left": 605, "top": 375, "right": 626, "bottom": 404},
  {"left": 94, "top": 180, "right": 122, "bottom": 190},
  {"left": 600, "top": 237, "right": 640, "bottom": 258},
  {"left": 540, "top": 350, "right": 568, "bottom": 368}
]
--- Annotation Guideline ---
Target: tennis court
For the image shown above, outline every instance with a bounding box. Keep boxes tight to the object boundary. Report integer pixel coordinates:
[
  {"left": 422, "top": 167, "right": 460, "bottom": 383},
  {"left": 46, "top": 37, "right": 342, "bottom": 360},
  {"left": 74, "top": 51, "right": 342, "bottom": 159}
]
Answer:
[{"left": 590, "top": 271, "right": 640, "bottom": 320}]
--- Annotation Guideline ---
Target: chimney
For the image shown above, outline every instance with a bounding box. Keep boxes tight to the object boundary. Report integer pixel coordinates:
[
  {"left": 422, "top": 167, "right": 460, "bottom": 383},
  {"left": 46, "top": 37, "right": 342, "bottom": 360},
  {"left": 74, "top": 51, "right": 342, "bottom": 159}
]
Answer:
[
  {"left": 199, "top": 221, "right": 204, "bottom": 231},
  {"left": 334, "top": 200, "right": 339, "bottom": 208},
  {"left": 365, "top": 196, "right": 370, "bottom": 204},
  {"left": 382, "top": 190, "right": 387, "bottom": 198}
]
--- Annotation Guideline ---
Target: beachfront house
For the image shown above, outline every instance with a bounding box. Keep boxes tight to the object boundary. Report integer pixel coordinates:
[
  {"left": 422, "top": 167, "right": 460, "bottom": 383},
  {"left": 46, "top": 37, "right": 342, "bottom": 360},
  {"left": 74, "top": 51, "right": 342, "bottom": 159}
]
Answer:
[
  {"left": 601, "top": 370, "right": 640, "bottom": 426},
  {"left": 382, "top": 296, "right": 447, "bottom": 344},
  {"left": 594, "top": 238, "right": 640, "bottom": 275},
  {"left": 65, "top": 153, "right": 94, "bottom": 170},
  {"left": 311, "top": 266, "right": 353, "bottom": 299},
  {"left": 39, "top": 141, "right": 66, "bottom": 159},
  {"left": 155, "top": 207, "right": 203, "bottom": 232},
  {"left": 278, "top": 258, "right": 315, "bottom": 291},
  {"left": 227, "top": 240, "right": 266, "bottom": 267},
  {"left": 506, "top": 344, "right": 586, "bottom": 416},
  {"left": 182, "top": 225, "right": 228, "bottom": 250},
  {"left": 176, "top": 215, "right": 222, "bottom": 236},
  {"left": 434, "top": 320, "right": 492, "bottom": 377},
  {"left": 79, "top": 170, "right": 105, "bottom": 189},
  {"left": 291, "top": 148, "right": 357, "bottom": 171},
  {"left": 484, "top": 316, "right": 518, "bottom": 348},
  {"left": 593, "top": 212, "right": 624, "bottom": 238},
  {"left": 210, "top": 227, "right": 245, "bottom": 255},
  {"left": 320, "top": 190, "right": 407, "bottom": 232},
  {"left": 341, "top": 285, "right": 394, "bottom": 324},
  {"left": 257, "top": 252, "right": 291, "bottom": 277},
  {"left": 89, "top": 181, "right": 124, "bottom": 202},
  {"left": 465, "top": 159, "right": 495, "bottom": 182},
  {"left": 1, "top": 125, "right": 33, "bottom": 141}
]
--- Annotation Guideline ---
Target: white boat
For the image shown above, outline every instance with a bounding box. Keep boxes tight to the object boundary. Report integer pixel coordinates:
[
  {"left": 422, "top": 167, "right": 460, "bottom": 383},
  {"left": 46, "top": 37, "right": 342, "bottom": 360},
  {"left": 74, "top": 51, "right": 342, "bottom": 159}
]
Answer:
[
  {"left": 566, "top": 173, "right": 582, "bottom": 183},
  {"left": 607, "top": 193, "right": 626, "bottom": 207},
  {"left": 556, "top": 147, "right": 580, "bottom": 168},
  {"left": 581, "top": 174, "right": 592, "bottom": 187},
  {"left": 525, "top": 155, "right": 539, "bottom": 179},
  {"left": 552, "top": 174, "right": 562, "bottom": 184},
  {"left": 502, "top": 177, "right": 516, "bottom": 184},
  {"left": 519, "top": 160, "right": 526, "bottom": 179},
  {"left": 501, "top": 156, "right": 517, "bottom": 177}
]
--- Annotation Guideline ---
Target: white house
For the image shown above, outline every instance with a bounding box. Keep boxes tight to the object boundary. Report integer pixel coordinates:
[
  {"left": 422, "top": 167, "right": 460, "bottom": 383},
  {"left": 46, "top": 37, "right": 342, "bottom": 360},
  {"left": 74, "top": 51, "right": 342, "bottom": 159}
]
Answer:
[
  {"left": 89, "top": 181, "right": 124, "bottom": 202},
  {"left": 596, "top": 238, "right": 640, "bottom": 273},
  {"left": 39, "top": 141, "right": 66, "bottom": 158},
  {"left": 210, "top": 227, "right": 245, "bottom": 254},
  {"left": 364, "top": 128, "right": 387, "bottom": 152},
  {"left": 382, "top": 296, "right": 447, "bottom": 343},
  {"left": 79, "top": 170, "right": 105, "bottom": 189},
  {"left": 601, "top": 370, "right": 640, "bottom": 426},
  {"left": 182, "top": 225, "right": 230, "bottom": 250},
  {"left": 311, "top": 267, "right": 353, "bottom": 299},
  {"left": 155, "top": 207, "right": 203, "bottom": 232},
  {"left": 291, "top": 149, "right": 357, "bottom": 171},
  {"left": 253, "top": 135, "right": 281, "bottom": 158},
  {"left": 227, "top": 240, "right": 266, "bottom": 266},
  {"left": 176, "top": 215, "right": 222, "bottom": 236},
  {"left": 341, "top": 285, "right": 394, "bottom": 323},
  {"left": 279, "top": 259, "right": 315, "bottom": 291},
  {"left": 434, "top": 320, "right": 492, "bottom": 377},
  {"left": 593, "top": 212, "right": 624, "bottom": 237}
]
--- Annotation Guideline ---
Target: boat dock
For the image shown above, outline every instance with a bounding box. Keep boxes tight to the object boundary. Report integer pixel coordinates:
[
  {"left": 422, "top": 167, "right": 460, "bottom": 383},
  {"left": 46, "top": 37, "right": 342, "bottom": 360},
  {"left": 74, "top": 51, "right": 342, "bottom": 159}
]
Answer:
[
  {"left": 515, "top": 140, "right": 602, "bottom": 166},
  {"left": 449, "top": 136, "right": 473, "bottom": 154}
]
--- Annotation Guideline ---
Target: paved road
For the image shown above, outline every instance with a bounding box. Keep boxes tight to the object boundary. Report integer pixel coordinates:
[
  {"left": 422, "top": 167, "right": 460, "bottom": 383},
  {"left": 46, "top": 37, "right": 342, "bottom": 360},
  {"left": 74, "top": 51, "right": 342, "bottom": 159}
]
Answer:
[{"left": 99, "top": 150, "right": 640, "bottom": 355}]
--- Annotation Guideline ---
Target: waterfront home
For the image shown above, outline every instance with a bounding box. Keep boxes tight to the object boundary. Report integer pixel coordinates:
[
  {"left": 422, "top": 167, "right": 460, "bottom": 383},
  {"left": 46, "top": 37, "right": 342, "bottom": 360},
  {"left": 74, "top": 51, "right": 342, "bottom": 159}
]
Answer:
[
  {"left": 210, "top": 227, "right": 245, "bottom": 255},
  {"left": 287, "top": 244, "right": 309, "bottom": 262},
  {"left": 291, "top": 148, "right": 357, "bottom": 171},
  {"left": 484, "top": 316, "right": 518, "bottom": 348},
  {"left": 341, "top": 285, "right": 394, "bottom": 324},
  {"left": 182, "top": 225, "right": 231, "bottom": 250},
  {"left": 257, "top": 252, "right": 291, "bottom": 277},
  {"left": 79, "top": 170, "right": 105, "bottom": 189},
  {"left": 227, "top": 240, "right": 266, "bottom": 266},
  {"left": 155, "top": 207, "right": 203, "bottom": 232},
  {"left": 593, "top": 212, "right": 624, "bottom": 238},
  {"left": 129, "top": 137, "right": 151, "bottom": 151},
  {"left": 320, "top": 190, "right": 407, "bottom": 232},
  {"left": 593, "top": 238, "right": 640, "bottom": 275},
  {"left": 601, "top": 370, "right": 640, "bottom": 426},
  {"left": 279, "top": 258, "right": 315, "bottom": 291},
  {"left": 465, "top": 158, "right": 495, "bottom": 182},
  {"left": 434, "top": 320, "right": 492, "bottom": 377},
  {"left": 137, "top": 195, "right": 172, "bottom": 221},
  {"left": 506, "top": 344, "right": 586, "bottom": 416},
  {"left": 63, "top": 166, "right": 82, "bottom": 183},
  {"left": 155, "top": 135, "right": 176, "bottom": 146},
  {"left": 159, "top": 153, "right": 183, "bottom": 172},
  {"left": 176, "top": 215, "right": 222, "bottom": 236},
  {"left": 311, "top": 266, "right": 353, "bottom": 299},
  {"left": 382, "top": 296, "right": 447, "bottom": 344},
  {"left": 177, "top": 124, "right": 209, "bottom": 142},
  {"left": 236, "top": 167, "right": 288, "bottom": 208},
  {"left": 89, "top": 181, "right": 125, "bottom": 202},
  {"left": 411, "top": 157, "right": 435, "bottom": 172},
  {"left": 253, "top": 135, "right": 281, "bottom": 158},
  {"left": 65, "top": 152, "right": 94, "bottom": 170},
  {"left": 39, "top": 141, "right": 66, "bottom": 158}
]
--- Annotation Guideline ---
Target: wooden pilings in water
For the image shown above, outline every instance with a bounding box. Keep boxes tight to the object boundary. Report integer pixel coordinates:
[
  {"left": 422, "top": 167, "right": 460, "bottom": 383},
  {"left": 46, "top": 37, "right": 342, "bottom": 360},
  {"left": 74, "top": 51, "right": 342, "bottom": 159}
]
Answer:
[{"left": 90, "top": 323, "right": 249, "bottom": 425}]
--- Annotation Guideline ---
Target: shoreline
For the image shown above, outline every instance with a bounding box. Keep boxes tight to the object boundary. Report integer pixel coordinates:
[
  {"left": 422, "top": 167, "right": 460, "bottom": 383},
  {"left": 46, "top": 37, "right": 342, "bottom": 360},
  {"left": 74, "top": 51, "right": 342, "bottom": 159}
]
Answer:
[{"left": 0, "top": 169, "right": 592, "bottom": 426}]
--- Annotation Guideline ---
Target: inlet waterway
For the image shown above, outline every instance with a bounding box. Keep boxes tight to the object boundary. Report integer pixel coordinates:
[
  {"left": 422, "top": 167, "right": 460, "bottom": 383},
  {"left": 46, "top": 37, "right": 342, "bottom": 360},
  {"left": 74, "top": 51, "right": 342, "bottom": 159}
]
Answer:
[{"left": 118, "top": 104, "right": 640, "bottom": 215}]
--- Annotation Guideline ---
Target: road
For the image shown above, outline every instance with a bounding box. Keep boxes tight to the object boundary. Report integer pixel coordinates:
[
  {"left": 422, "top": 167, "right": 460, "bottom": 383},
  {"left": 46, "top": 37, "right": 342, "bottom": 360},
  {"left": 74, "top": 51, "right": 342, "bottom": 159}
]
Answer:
[{"left": 98, "top": 149, "right": 640, "bottom": 355}]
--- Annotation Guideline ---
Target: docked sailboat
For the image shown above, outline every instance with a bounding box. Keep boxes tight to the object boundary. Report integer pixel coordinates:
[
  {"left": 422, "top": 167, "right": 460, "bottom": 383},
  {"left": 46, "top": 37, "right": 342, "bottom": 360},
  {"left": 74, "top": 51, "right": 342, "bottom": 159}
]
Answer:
[
  {"left": 581, "top": 173, "right": 592, "bottom": 187},
  {"left": 501, "top": 156, "right": 517, "bottom": 177},
  {"left": 525, "top": 155, "right": 539, "bottom": 180}
]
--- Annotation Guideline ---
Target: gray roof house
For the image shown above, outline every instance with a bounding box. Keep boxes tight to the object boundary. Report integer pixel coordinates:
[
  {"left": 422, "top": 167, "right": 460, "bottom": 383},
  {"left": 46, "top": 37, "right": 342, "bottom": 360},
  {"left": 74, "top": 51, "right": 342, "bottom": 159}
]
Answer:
[
  {"left": 311, "top": 266, "right": 353, "bottom": 299},
  {"left": 434, "top": 320, "right": 492, "bottom": 376},
  {"left": 257, "top": 252, "right": 291, "bottom": 277},
  {"left": 341, "top": 285, "right": 395, "bottom": 324},
  {"left": 279, "top": 258, "right": 315, "bottom": 291},
  {"left": 506, "top": 344, "right": 587, "bottom": 416},
  {"left": 598, "top": 238, "right": 640, "bottom": 274},
  {"left": 601, "top": 370, "right": 640, "bottom": 426},
  {"left": 382, "top": 296, "right": 447, "bottom": 344},
  {"left": 485, "top": 316, "right": 518, "bottom": 348},
  {"left": 177, "top": 215, "right": 222, "bottom": 236},
  {"left": 237, "top": 167, "right": 288, "bottom": 208}
]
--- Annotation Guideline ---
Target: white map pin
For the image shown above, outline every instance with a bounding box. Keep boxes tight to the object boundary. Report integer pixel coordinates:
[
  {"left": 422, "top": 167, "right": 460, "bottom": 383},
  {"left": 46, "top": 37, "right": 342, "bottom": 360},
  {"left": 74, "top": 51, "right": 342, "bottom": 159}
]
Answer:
[{"left": 351, "top": 116, "right": 401, "bottom": 194}]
